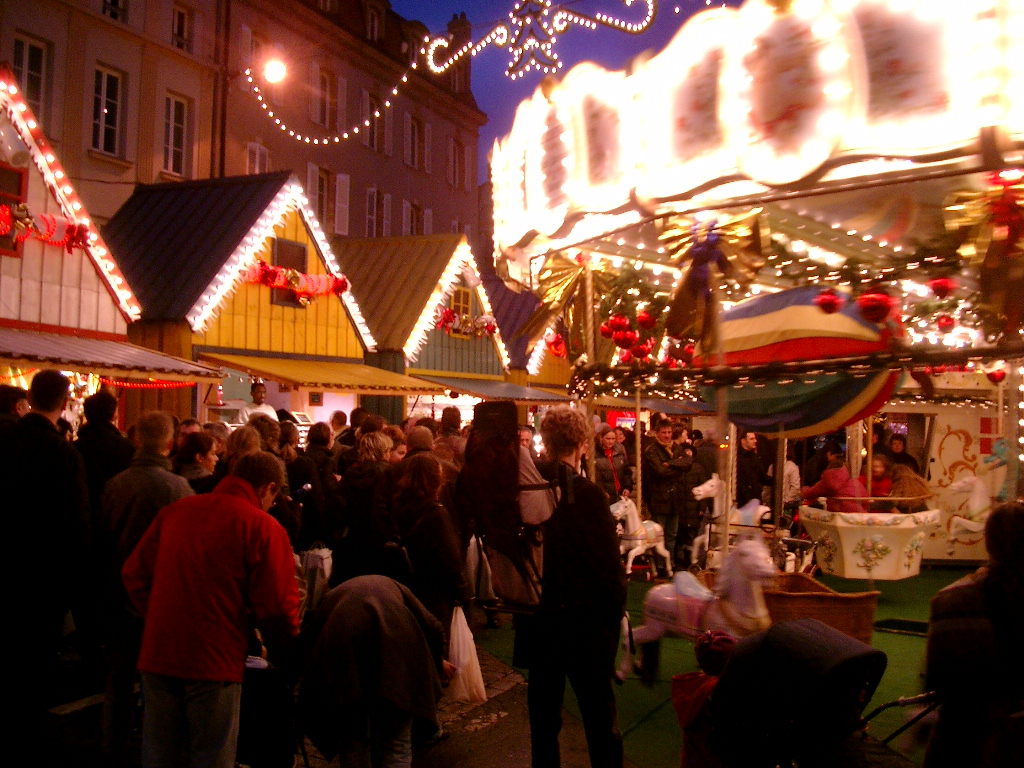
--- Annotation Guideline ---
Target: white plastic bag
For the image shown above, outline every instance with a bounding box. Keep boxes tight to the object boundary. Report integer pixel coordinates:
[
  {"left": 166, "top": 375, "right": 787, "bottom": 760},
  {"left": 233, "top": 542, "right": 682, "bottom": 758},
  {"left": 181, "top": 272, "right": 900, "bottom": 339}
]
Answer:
[
  {"left": 447, "top": 606, "right": 486, "bottom": 703},
  {"left": 300, "top": 543, "right": 333, "bottom": 612}
]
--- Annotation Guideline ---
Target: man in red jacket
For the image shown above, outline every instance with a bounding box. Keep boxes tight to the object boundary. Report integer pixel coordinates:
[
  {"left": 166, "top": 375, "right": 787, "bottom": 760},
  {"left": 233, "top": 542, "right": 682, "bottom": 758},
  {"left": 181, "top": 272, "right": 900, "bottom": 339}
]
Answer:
[{"left": 122, "top": 451, "right": 300, "bottom": 768}]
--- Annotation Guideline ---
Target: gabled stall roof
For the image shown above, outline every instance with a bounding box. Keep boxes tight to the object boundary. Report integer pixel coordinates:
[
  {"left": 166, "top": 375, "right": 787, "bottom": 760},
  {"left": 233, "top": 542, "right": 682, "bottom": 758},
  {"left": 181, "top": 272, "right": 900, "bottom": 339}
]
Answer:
[
  {"left": 103, "top": 173, "right": 375, "bottom": 348},
  {"left": 329, "top": 234, "right": 509, "bottom": 366}
]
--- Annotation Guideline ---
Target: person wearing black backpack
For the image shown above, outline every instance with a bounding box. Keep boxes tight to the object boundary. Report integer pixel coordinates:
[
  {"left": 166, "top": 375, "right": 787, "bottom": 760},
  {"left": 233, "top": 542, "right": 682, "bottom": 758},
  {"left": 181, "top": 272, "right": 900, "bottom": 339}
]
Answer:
[{"left": 515, "top": 406, "right": 627, "bottom": 768}]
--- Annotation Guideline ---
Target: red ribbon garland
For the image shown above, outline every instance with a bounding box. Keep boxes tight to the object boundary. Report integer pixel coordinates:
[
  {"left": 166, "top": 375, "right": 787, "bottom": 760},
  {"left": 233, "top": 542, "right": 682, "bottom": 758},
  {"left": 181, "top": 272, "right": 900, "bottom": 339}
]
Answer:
[
  {"left": 99, "top": 377, "right": 197, "bottom": 390},
  {"left": 0, "top": 205, "right": 91, "bottom": 253},
  {"left": 248, "top": 260, "right": 349, "bottom": 298}
]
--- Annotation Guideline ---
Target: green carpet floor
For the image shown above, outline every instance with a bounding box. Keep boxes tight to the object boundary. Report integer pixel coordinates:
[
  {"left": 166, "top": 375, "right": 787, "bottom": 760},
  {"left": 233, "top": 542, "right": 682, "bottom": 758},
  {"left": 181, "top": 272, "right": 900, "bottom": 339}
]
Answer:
[{"left": 472, "top": 565, "right": 973, "bottom": 768}]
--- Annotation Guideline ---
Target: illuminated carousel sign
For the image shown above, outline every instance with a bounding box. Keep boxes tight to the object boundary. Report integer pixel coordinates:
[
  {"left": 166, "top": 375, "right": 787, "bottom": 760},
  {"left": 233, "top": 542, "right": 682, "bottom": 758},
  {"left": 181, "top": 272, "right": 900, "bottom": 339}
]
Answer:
[{"left": 491, "top": 0, "right": 1024, "bottom": 255}]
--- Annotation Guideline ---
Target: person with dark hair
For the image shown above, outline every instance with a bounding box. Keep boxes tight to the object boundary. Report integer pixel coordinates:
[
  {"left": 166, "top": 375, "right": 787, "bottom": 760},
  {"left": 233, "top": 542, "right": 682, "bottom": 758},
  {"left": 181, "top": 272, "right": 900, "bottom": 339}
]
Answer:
[
  {"left": 433, "top": 406, "right": 466, "bottom": 468},
  {"left": 1, "top": 370, "right": 91, "bottom": 748},
  {"left": 415, "top": 417, "right": 439, "bottom": 438},
  {"left": 329, "top": 409, "right": 348, "bottom": 443},
  {"left": 643, "top": 420, "right": 687, "bottom": 573},
  {"left": 335, "top": 414, "right": 386, "bottom": 475},
  {"left": 203, "top": 421, "right": 231, "bottom": 458},
  {"left": 693, "top": 429, "right": 718, "bottom": 479},
  {"left": 384, "top": 425, "right": 408, "bottom": 464},
  {"left": 516, "top": 406, "right": 626, "bottom": 768},
  {"left": 331, "top": 432, "right": 394, "bottom": 583},
  {"left": 280, "top": 420, "right": 326, "bottom": 549},
  {"left": 887, "top": 434, "right": 920, "bottom": 474},
  {"left": 335, "top": 406, "right": 366, "bottom": 451},
  {"left": 924, "top": 502, "right": 1024, "bottom": 768},
  {"left": 76, "top": 388, "right": 136, "bottom": 518},
  {"left": 99, "top": 411, "right": 193, "bottom": 763},
  {"left": 238, "top": 381, "right": 278, "bottom": 423},
  {"left": 802, "top": 443, "right": 866, "bottom": 513},
  {"left": 306, "top": 422, "right": 337, "bottom": 484},
  {"left": 594, "top": 424, "right": 632, "bottom": 503},
  {"left": 173, "top": 431, "right": 218, "bottom": 481},
  {"left": 122, "top": 451, "right": 299, "bottom": 768},
  {"left": 735, "top": 431, "right": 772, "bottom": 507},
  {"left": 376, "top": 453, "right": 467, "bottom": 646},
  {"left": 174, "top": 417, "right": 203, "bottom": 454},
  {"left": 247, "top": 413, "right": 282, "bottom": 454},
  {"left": 299, "top": 575, "right": 455, "bottom": 768},
  {"left": 190, "top": 425, "right": 262, "bottom": 495},
  {"left": 406, "top": 425, "right": 435, "bottom": 459},
  {"left": 0, "top": 383, "right": 28, "bottom": 426}
]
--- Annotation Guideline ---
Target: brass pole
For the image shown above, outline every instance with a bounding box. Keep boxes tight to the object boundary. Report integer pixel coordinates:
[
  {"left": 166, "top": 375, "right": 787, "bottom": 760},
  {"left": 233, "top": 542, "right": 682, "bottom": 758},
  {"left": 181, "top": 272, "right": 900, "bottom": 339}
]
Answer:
[
  {"left": 583, "top": 260, "right": 598, "bottom": 481},
  {"left": 635, "top": 386, "right": 643, "bottom": 516},
  {"left": 866, "top": 414, "right": 874, "bottom": 499},
  {"left": 773, "top": 423, "right": 785, "bottom": 529}
]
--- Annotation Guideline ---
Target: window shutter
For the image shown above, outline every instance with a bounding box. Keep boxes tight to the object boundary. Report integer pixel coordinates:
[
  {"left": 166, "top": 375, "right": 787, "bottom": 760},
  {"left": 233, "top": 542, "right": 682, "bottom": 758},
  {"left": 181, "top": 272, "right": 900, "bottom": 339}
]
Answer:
[
  {"left": 402, "top": 200, "right": 411, "bottom": 236},
  {"left": 334, "top": 173, "right": 350, "bottom": 235},
  {"left": 403, "top": 112, "right": 412, "bottom": 166},
  {"left": 306, "top": 163, "right": 319, "bottom": 216},
  {"left": 360, "top": 89, "right": 370, "bottom": 146},
  {"left": 382, "top": 193, "right": 392, "bottom": 237},
  {"left": 447, "top": 138, "right": 455, "bottom": 185},
  {"left": 451, "top": 219, "right": 459, "bottom": 234},
  {"left": 246, "top": 143, "right": 257, "bottom": 174},
  {"left": 365, "top": 187, "right": 377, "bottom": 237},
  {"left": 308, "top": 60, "right": 321, "bottom": 122},
  {"left": 384, "top": 108, "right": 393, "bottom": 156},
  {"left": 337, "top": 75, "right": 347, "bottom": 130},
  {"left": 424, "top": 209, "right": 432, "bottom": 235},
  {"left": 464, "top": 144, "right": 473, "bottom": 190},
  {"left": 423, "top": 123, "right": 432, "bottom": 174},
  {"left": 240, "top": 25, "right": 252, "bottom": 71}
]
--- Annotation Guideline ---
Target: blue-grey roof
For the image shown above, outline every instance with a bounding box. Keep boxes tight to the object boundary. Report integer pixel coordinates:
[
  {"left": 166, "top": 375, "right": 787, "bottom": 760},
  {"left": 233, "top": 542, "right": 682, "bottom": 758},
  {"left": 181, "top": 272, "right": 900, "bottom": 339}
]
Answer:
[
  {"left": 102, "top": 171, "right": 293, "bottom": 321},
  {"left": 475, "top": 250, "right": 540, "bottom": 369}
]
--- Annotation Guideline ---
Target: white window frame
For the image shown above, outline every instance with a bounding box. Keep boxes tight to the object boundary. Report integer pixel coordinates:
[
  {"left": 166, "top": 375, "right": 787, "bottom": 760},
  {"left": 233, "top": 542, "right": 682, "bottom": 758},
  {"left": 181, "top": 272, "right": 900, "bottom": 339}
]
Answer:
[
  {"left": 163, "top": 94, "right": 190, "bottom": 176},
  {"left": 381, "top": 193, "right": 392, "bottom": 237},
  {"left": 92, "top": 66, "right": 122, "bottom": 156},
  {"left": 12, "top": 36, "right": 47, "bottom": 125},
  {"left": 171, "top": 4, "right": 193, "bottom": 52},
  {"left": 366, "top": 187, "right": 378, "bottom": 237},
  {"left": 316, "top": 167, "right": 329, "bottom": 224},
  {"left": 423, "top": 123, "right": 432, "bottom": 174},
  {"left": 246, "top": 142, "right": 269, "bottom": 174},
  {"left": 367, "top": 8, "right": 381, "bottom": 41},
  {"left": 334, "top": 173, "right": 350, "bottom": 235}
]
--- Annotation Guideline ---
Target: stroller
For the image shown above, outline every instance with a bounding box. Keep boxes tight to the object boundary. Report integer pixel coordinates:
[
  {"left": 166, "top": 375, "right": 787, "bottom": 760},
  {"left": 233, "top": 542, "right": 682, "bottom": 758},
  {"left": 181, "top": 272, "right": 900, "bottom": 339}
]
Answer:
[{"left": 674, "top": 619, "right": 937, "bottom": 768}]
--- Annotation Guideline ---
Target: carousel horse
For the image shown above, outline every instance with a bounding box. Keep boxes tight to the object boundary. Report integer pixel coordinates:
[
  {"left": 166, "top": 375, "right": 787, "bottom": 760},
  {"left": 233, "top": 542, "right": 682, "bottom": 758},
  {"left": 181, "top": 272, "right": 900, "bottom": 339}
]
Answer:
[
  {"left": 618, "top": 535, "right": 778, "bottom": 682},
  {"left": 947, "top": 474, "right": 994, "bottom": 553},
  {"left": 610, "top": 498, "right": 673, "bottom": 576}
]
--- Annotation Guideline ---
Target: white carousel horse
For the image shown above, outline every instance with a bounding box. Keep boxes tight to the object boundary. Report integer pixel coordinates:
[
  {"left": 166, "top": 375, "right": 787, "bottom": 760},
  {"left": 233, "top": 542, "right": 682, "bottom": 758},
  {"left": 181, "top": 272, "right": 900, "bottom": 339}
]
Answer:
[
  {"left": 610, "top": 498, "right": 673, "bottom": 576},
  {"left": 693, "top": 474, "right": 722, "bottom": 501},
  {"left": 618, "top": 535, "right": 778, "bottom": 681},
  {"left": 946, "top": 474, "right": 993, "bottom": 553}
]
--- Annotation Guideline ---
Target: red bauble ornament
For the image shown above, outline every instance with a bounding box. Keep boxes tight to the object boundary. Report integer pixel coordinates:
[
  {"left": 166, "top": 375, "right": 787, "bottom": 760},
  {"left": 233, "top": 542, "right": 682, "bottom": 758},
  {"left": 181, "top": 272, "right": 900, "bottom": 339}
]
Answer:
[
  {"left": 630, "top": 344, "right": 650, "bottom": 359},
  {"left": 619, "top": 351, "right": 634, "bottom": 364},
  {"left": 936, "top": 314, "right": 955, "bottom": 333},
  {"left": 857, "top": 292, "right": 895, "bottom": 323},
  {"left": 987, "top": 369, "right": 1007, "bottom": 384},
  {"left": 683, "top": 343, "right": 696, "bottom": 356},
  {"left": 609, "top": 314, "right": 631, "bottom": 332},
  {"left": 927, "top": 277, "right": 958, "bottom": 299},
  {"left": 599, "top": 321, "right": 613, "bottom": 338},
  {"left": 637, "top": 310, "right": 657, "bottom": 330},
  {"left": 814, "top": 288, "right": 844, "bottom": 314},
  {"left": 613, "top": 330, "right": 639, "bottom": 348}
]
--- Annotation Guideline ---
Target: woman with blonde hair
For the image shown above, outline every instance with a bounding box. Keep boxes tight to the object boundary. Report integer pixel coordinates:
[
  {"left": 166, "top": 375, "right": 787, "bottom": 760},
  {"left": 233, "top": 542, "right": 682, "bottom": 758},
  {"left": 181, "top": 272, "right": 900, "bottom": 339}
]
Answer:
[
  {"left": 332, "top": 430, "right": 394, "bottom": 583},
  {"left": 189, "top": 425, "right": 261, "bottom": 494}
]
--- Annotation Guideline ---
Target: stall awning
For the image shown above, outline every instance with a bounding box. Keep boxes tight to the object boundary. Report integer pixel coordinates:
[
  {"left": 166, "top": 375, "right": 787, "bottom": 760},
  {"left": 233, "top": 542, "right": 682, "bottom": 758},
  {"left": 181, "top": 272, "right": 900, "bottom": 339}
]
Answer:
[
  {"left": 200, "top": 354, "right": 444, "bottom": 395},
  {"left": 592, "top": 394, "right": 712, "bottom": 416},
  {"left": 418, "top": 375, "right": 571, "bottom": 404},
  {"left": 0, "top": 328, "right": 222, "bottom": 381}
]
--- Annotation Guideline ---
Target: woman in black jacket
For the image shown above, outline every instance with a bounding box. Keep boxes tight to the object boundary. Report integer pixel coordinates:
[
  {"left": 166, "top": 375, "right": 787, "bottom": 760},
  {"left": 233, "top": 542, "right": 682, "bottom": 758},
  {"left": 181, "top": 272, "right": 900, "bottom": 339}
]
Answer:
[{"left": 593, "top": 424, "right": 632, "bottom": 503}]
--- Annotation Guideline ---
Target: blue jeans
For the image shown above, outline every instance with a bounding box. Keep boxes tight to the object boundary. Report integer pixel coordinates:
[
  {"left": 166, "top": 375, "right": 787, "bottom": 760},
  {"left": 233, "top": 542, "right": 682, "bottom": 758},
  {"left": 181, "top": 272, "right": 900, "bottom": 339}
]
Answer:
[{"left": 141, "top": 672, "right": 242, "bottom": 768}]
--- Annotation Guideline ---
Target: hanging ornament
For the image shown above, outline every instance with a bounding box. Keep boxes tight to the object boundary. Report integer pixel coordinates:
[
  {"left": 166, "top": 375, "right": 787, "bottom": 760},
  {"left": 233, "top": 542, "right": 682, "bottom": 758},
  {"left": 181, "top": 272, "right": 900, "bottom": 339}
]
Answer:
[
  {"left": 613, "top": 329, "right": 639, "bottom": 349},
  {"left": 814, "top": 287, "right": 845, "bottom": 314},
  {"left": 927, "top": 277, "right": 958, "bottom": 299},
  {"left": 599, "top": 321, "right": 613, "bottom": 338},
  {"left": 608, "top": 314, "right": 631, "bottom": 332},
  {"left": 987, "top": 369, "right": 1007, "bottom": 384},
  {"left": 636, "top": 310, "right": 657, "bottom": 330},
  {"left": 936, "top": 314, "right": 956, "bottom": 333},
  {"left": 619, "top": 350, "right": 634, "bottom": 365},
  {"left": 856, "top": 292, "right": 895, "bottom": 324},
  {"left": 247, "top": 260, "right": 349, "bottom": 305},
  {"left": 544, "top": 328, "right": 567, "bottom": 358}
]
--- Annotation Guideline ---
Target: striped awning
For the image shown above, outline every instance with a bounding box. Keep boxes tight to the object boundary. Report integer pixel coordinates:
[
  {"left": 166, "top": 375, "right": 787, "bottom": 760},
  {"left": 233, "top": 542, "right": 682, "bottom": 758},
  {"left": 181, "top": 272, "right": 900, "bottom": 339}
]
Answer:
[
  {"left": 199, "top": 353, "right": 444, "bottom": 394},
  {"left": 0, "top": 328, "right": 222, "bottom": 381}
]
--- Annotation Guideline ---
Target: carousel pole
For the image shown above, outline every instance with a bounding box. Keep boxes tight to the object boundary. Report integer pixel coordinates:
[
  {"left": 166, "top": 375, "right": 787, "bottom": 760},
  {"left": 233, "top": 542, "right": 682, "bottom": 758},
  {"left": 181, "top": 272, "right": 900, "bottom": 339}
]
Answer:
[
  {"left": 866, "top": 414, "right": 874, "bottom": 499},
  {"left": 712, "top": 286, "right": 731, "bottom": 558},
  {"left": 773, "top": 423, "right": 785, "bottom": 529},
  {"left": 583, "top": 258, "right": 598, "bottom": 482},
  {"left": 635, "top": 386, "right": 643, "bottom": 516}
]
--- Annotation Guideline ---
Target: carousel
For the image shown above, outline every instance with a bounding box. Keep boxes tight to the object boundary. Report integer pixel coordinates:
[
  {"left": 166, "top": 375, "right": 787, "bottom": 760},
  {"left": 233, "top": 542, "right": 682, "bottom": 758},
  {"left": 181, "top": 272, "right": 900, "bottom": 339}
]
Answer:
[{"left": 489, "top": 0, "right": 1024, "bottom": 640}]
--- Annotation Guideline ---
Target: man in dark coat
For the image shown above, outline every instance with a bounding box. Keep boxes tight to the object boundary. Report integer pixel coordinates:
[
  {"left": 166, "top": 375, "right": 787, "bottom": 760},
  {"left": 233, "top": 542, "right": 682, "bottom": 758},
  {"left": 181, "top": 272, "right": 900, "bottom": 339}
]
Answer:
[
  {"left": 299, "top": 575, "right": 454, "bottom": 765},
  {"left": 99, "top": 411, "right": 193, "bottom": 763},
  {"left": 736, "top": 431, "right": 772, "bottom": 507},
  {"left": 1, "top": 370, "right": 91, "bottom": 746},
  {"left": 643, "top": 420, "right": 687, "bottom": 573},
  {"left": 76, "top": 389, "right": 136, "bottom": 519},
  {"left": 671, "top": 444, "right": 711, "bottom": 568}
]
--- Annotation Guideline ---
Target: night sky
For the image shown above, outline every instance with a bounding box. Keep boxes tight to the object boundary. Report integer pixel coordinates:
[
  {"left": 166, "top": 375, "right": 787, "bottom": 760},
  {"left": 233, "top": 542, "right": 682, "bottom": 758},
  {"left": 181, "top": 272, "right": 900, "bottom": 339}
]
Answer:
[{"left": 389, "top": 0, "right": 742, "bottom": 180}]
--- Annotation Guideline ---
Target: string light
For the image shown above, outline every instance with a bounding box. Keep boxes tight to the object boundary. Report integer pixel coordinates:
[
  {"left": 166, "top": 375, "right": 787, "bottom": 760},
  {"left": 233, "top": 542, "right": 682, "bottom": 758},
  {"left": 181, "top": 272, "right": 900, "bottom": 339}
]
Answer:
[
  {"left": 99, "top": 377, "right": 197, "bottom": 390},
  {"left": 424, "top": 0, "right": 656, "bottom": 80},
  {"left": 0, "top": 73, "right": 140, "bottom": 321}
]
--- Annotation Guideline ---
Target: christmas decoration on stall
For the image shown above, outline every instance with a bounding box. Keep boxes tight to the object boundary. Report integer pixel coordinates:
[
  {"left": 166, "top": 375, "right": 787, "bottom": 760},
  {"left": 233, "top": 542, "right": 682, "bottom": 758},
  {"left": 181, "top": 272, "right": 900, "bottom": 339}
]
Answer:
[
  {"left": 1, "top": 207, "right": 93, "bottom": 253},
  {"left": 98, "top": 377, "right": 198, "bottom": 390},
  {"left": 598, "top": 270, "right": 669, "bottom": 365},
  {"left": 543, "top": 326, "right": 567, "bottom": 358},
  {"left": 434, "top": 306, "right": 498, "bottom": 338},
  {"left": 944, "top": 169, "right": 1024, "bottom": 340},
  {"left": 855, "top": 290, "right": 896, "bottom": 324},
  {"left": 660, "top": 209, "right": 769, "bottom": 348},
  {"left": 814, "top": 287, "right": 844, "bottom": 314},
  {"left": 246, "top": 260, "right": 348, "bottom": 306},
  {"left": 424, "top": 0, "right": 656, "bottom": 80}
]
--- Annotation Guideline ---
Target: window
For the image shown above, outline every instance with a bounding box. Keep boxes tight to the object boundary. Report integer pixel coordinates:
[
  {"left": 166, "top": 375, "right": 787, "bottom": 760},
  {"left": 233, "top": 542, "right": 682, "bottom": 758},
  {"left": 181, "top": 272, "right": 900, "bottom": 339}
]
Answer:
[
  {"left": 271, "top": 238, "right": 308, "bottom": 309},
  {"left": 246, "top": 142, "right": 269, "bottom": 174},
  {"left": 171, "top": 5, "right": 193, "bottom": 52},
  {"left": 317, "top": 0, "right": 337, "bottom": 11},
  {"left": 364, "top": 94, "right": 384, "bottom": 152},
  {"left": 13, "top": 37, "right": 46, "bottom": 124},
  {"left": 102, "top": 0, "right": 128, "bottom": 22},
  {"left": 404, "top": 114, "right": 423, "bottom": 169},
  {"left": 448, "top": 138, "right": 464, "bottom": 188},
  {"left": 334, "top": 174, "right": 350, "bottom": 235},
  {"left": 0, "top": 162, "right": 27, "bottom": 255},
  {"left": 452, "top": 66, "right": 463, "bottom": 94},
  {"left": 92, "top": 67, "right": 122, "bottom": 155},
  {"left": 449, "top": 287, "right": 472, "bottom": 336},
  {"left": 163, "top": 95, "right": 189, "bottom": 176},
  {"left": 367, "top": 8, "right": 381, "bottom": 41},
  {"left": 316, "top": 167, "right": 329, "bottom": 224},
  {"left": 365, "top": 187, "right": 384, "bottom": 237},
  {"left": 311, "top": 66, "right": 338, "bottom": 128}
]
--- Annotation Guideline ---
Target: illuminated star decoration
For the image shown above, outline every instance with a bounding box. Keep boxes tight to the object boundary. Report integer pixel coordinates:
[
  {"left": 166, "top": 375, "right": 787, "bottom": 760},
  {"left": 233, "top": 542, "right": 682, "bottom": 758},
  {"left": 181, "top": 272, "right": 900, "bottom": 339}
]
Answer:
[{"left": 424, "top": 0, "right": 657, "bottom": 81}]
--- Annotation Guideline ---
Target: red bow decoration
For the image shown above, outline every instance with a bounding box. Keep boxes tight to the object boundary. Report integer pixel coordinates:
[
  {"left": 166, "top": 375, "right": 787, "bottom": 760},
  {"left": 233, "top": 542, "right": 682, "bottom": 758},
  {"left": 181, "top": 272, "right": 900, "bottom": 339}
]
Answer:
[{"left": 248, "top": 260, "right": 349, "bottom": 305}]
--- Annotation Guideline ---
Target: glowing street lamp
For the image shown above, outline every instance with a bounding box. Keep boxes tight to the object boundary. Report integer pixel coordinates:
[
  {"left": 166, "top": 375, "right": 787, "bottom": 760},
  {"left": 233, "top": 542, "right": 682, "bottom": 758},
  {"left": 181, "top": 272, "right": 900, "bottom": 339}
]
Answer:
[{"left": 263, "top": 59, "right": 287, "bottom": 84}]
